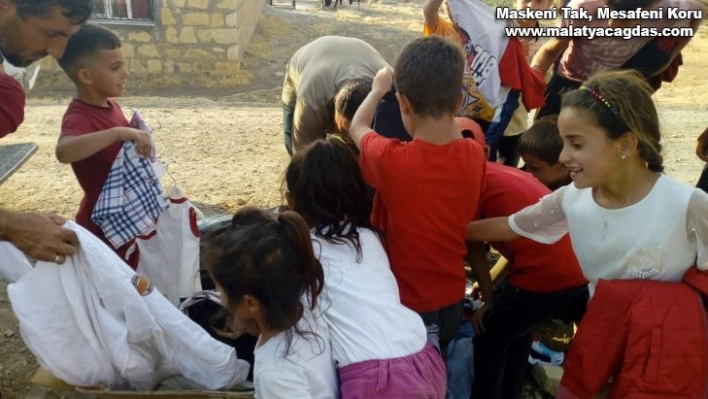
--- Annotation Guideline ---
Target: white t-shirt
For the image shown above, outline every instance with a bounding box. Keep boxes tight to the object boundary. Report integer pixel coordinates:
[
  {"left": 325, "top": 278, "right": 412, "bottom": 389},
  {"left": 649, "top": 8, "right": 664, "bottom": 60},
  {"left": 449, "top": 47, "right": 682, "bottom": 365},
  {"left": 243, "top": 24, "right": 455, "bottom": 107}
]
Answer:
[
  {"left": 507, "top": 175, "right": 708, "bottom": 294},
  {"left": 312, "top": 228, "right": 427, "bottom": 367},
  {"left": 253, "top": 308, "right": 338, "bottom": 399}
]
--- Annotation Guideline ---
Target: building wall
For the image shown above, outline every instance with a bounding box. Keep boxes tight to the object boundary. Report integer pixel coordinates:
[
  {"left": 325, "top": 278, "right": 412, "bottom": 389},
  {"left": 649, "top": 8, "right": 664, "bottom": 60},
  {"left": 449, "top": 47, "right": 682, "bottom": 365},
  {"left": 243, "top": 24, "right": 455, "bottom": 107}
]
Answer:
[{"left": 37, "top": 0, "right": 266, "bottom": 90}]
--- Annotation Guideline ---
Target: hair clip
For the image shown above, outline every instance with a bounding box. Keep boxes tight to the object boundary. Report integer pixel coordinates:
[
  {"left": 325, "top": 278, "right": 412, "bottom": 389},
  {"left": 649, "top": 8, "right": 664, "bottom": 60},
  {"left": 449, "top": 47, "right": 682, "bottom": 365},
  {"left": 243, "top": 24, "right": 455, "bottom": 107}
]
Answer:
[
  {"left": 580, "top": 85, "right": 618, "bottom": 115},
  {"left": 331, "top": 135, "right": 347, "bottom": 145}
]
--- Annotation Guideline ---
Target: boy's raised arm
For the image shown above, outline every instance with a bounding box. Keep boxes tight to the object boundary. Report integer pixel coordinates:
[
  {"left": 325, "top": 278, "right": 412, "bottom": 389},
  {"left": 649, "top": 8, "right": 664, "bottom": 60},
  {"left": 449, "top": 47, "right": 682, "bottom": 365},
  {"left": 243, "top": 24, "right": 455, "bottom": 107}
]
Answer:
[
  {"left": 349, "top": 67, "right": 394, "bottom": 149},
  {"left": 423, "top": 0, "right": 445, "bottom": 30},
  {"left": 56, "top": 126, "right": 151, "bottom": 164}
]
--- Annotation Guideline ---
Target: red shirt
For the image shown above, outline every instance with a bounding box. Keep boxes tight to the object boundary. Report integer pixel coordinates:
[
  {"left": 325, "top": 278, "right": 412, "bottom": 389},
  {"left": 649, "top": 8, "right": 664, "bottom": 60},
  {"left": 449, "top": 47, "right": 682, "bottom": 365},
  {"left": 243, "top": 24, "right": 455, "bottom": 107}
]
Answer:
[
  {"left": 360, "top": 133, "right": 486, "bottom": 313},
  {"left": 481, "top": 162, "right": 587, "bottom": 292},
  {"left": 0, "top": 72, "right": 25, "bottom": 138},
  {"left": 60, "top": 99, "right": 137, "bottom": 267}
]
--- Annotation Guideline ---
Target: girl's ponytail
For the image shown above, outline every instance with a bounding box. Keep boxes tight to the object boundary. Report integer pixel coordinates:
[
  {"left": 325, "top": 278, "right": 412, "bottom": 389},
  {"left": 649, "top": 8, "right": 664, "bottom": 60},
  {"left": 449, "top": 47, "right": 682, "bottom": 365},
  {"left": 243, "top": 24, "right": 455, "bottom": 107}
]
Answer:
[{"left": 276, "top": 211, "right": 324, "bottom": 310}]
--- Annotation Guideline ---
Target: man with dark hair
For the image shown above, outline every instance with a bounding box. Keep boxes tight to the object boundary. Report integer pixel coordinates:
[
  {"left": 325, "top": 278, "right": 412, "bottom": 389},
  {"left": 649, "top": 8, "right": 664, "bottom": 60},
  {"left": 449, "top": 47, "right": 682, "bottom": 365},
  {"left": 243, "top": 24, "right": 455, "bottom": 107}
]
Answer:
[
  {"left": 281, "top": 36, "right": 390, "bottom": 155},
  {"left": 0, "top": 0, "right": 92, "bottom": 266},
  {"left": 0, "top": 0, "right": 92, "bottom": 67}
]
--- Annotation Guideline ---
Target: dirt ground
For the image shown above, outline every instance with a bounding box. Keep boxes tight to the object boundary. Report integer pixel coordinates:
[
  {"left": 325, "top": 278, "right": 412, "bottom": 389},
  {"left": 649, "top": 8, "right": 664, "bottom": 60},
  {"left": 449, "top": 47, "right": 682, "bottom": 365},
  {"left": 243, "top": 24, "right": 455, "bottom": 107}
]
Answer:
[{"left": 1, "top": 1, "right": 707, "bottom": 397}]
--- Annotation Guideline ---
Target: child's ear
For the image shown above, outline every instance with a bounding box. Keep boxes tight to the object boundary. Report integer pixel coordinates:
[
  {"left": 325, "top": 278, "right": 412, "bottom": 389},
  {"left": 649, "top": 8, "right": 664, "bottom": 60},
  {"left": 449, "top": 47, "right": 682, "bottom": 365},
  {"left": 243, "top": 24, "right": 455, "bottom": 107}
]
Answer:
[
  {"left": 76, "top": 68, "right": 93, "bottom": 85},
  {"left": 396, "top": 92, "right": 412, "bottom": 117},
  {"left": 615, "top": 131, "right": 639, "bottom": 159},
  {"left": 242, "top": 295, "right": 261, "bottom": 317}
]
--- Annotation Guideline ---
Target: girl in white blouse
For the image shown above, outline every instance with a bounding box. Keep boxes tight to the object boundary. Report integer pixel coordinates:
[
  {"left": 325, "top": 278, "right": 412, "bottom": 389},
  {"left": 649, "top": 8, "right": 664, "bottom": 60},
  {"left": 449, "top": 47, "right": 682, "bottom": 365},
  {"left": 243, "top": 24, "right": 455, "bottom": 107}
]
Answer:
[
  {"left": 466, "top": 70, "right": 708, "bottom": 293},
  {"left": 284, "top": 138, "right": 446, "bottom": 399}
]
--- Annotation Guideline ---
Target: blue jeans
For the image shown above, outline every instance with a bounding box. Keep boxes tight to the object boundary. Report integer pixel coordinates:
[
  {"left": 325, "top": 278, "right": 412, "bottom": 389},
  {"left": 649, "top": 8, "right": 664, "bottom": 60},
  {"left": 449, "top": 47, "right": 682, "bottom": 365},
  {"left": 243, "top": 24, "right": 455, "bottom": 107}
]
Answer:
[
  {"left": 445, "top": 321, "right": 475, "bottom": 399},
  {"left": 485, "top": 90, "right": 520, "bottom": 162},
  {"left": 283, "top": 104, "right": 295, "bottom": 156}
]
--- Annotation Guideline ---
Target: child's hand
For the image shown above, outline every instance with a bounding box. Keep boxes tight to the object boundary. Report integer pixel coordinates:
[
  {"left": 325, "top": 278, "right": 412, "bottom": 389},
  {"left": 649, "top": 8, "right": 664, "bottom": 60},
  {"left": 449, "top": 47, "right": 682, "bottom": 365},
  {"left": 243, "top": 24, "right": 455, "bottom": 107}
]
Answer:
[
  {"left": 372, "top": 67, "right": 394, "bottom": 97},
  {"left": 119, "top": 127, "right": 152, "bottom": 159}
]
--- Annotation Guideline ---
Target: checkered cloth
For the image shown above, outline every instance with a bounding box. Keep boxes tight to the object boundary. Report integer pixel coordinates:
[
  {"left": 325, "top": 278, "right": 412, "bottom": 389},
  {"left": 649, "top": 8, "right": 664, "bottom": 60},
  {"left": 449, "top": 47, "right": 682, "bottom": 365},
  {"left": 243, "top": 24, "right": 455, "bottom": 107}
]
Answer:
[{"left": 92, "top": 141, "right": 170, "bottom": 248}]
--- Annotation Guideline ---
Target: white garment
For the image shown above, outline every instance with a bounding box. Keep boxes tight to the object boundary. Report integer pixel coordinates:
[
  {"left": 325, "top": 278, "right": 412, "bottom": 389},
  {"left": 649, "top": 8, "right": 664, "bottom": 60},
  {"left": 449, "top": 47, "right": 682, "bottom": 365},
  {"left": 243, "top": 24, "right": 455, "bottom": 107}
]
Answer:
[
  {"left": 253, "top": 308, "right": 338, "bottom": 399},
  {"left": 0, "top": 242, "right": 32, "bottom": 283},
  {"left": 446, "top": 0, "right": 510, "bottom": 108},
  {"left": 133, "top": 197, "right": 202, "bottom": 306},
  {"left": 507, "top": 176, "right": 708, "bottom": 294},
  {"left": 8, "top": 221, "right": 249, "bottom": 391},
  {"left": 312, "top": 228, "right": 427, "bottom": 367}
]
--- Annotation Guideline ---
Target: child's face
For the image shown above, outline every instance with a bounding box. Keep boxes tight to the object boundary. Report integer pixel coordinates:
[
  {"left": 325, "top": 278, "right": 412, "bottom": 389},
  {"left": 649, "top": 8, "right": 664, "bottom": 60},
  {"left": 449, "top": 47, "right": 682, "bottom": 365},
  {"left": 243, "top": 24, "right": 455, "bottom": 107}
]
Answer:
[
  {"left": 520, "top": 153, "right": 570, "bottom": 190},
  {"left": 82, "top": 48, "right": 129, "bottom": 98},
  {"left": 557, "top": 107, "right": 625, "bottom": 189},
  {"left": 215, "top": 282, "right": 259, "bottom": 331}
]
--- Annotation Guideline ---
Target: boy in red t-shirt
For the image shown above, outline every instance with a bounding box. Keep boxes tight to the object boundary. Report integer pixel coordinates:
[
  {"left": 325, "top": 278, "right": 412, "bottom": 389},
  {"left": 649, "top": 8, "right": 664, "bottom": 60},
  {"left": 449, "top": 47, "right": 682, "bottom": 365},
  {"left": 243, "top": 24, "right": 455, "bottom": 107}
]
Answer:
[
  {"left": 463, "top": 128, "right": 588, "bottom": 398},
  {"left": 55, "top": 24, "right": 151, "bottom": 268},
  {"left": 348, "top": 36, "right": 487, "bottom": 354}
]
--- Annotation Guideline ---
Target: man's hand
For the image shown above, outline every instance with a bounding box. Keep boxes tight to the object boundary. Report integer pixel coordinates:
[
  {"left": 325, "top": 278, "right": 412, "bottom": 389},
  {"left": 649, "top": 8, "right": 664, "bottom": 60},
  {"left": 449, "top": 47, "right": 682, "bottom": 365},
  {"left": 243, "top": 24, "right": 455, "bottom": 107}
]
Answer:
[
  {"left": 119, "top": 127, "right": 152, "bottom": 159},
  {"left": 471, "top": 303, "right": 490, "bottom": 335},
  {"left": 697, "top": 127, "right": 708, "bottom": 163},
  {"left": 372, "top": 67, "right": 394, "bottom": 97},
  {"left": 0, "top": 211, "right": 79, "bottom": 264}
]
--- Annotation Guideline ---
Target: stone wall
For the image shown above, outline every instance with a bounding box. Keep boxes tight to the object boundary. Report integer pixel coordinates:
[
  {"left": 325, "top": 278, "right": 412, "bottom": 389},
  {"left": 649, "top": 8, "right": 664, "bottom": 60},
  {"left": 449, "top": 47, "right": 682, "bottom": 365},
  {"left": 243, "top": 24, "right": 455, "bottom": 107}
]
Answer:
[{"left": 36, "top": 0, "right": 266, "bottom": 91}]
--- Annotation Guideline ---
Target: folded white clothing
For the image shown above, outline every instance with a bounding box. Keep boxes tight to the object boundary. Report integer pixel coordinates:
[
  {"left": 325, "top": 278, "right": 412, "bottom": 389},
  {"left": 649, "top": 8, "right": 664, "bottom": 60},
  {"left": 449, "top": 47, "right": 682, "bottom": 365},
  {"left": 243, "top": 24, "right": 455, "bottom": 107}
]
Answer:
[
  {"left": 0, "top": 242, "right": 32, "bottom": 283},
  {"left": 8, "top": 221, "right": 250, "bottom": 391}
]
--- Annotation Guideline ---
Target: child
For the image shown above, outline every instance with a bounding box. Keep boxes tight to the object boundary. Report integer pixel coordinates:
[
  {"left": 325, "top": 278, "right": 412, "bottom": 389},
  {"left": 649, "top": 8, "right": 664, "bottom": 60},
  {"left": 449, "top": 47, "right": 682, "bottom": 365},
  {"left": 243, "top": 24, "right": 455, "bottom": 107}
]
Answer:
[
  {"left": 348, "top": 36, "right": 487, "bottom": 355},
  {"left": 202, "top": 207, "right": 338, "bottom": 398},
  {"left": 55, "top": 24, "right": 151, "bottom": 267},
  {"left": 284, "top": 138, "right": 446, "bottom": 398},
  {"left": 517, "top": 115, "right": 572, "bottom": 190},
  {"left": 498, "top": 0, "right": 554, "bottom": 167},
  {"left": 466, "top": 69, "right": 708, "bottom": 294}
]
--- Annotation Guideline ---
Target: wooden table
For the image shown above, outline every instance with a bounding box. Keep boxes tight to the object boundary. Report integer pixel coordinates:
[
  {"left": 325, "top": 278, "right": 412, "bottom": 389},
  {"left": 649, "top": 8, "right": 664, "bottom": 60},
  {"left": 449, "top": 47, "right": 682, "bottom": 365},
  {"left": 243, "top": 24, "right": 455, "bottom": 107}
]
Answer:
[{"left": 0, "top": 142, "right": 38, "bottom": 186}]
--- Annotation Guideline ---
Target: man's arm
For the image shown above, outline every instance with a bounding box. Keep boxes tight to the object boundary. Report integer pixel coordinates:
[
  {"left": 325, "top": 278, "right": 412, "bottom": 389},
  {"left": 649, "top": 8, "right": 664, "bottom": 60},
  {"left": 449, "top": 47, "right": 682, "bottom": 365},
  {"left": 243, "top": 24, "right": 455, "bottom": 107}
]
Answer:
[
  {"left": 423, "top": 0, "right": 445, "bottom": 31},
  {"left": 648, "top": 1, "right": 705, "bottom": 77},
  {"left": 0, "top": 72, "right": 25, "bottom": 138},
  {"left": 530, "top": 38, "right": 570, "bottom": 75},
  {"left": 0, "top": 208, "right": 79, "bottom": 263},
  {"left": 349, "top": 67, "right": 393, "bottom": 149},
  {"left": 56, "top": 126, "right": 151, "bottom": 163},
  {"left": 291, "top": 99, "right": 330, "bottom": 154}
]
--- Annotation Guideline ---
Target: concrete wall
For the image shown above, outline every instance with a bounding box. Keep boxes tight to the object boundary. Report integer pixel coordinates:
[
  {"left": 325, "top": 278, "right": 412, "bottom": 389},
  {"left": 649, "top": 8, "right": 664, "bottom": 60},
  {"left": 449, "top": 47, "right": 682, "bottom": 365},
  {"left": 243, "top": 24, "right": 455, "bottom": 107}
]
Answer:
[{"left": 36, "top": 0, "right": 266, "bottom": 90}]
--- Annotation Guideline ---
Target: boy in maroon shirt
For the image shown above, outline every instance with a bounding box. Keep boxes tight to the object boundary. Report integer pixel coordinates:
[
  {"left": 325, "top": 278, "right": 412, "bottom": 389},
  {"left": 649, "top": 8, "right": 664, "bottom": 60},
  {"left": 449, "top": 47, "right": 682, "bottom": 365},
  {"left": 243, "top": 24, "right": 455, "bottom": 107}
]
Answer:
[{"left": 55, "top": 24, "right": 151, "bottom": 267}]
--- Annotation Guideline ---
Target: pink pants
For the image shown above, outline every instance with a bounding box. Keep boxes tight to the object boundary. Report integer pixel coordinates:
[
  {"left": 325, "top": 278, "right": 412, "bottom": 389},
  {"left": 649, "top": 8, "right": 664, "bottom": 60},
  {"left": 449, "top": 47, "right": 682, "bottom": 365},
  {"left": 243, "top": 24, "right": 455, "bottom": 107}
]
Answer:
[{"left": 338, "top": 343, "right": 447, "bottom": 399}]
